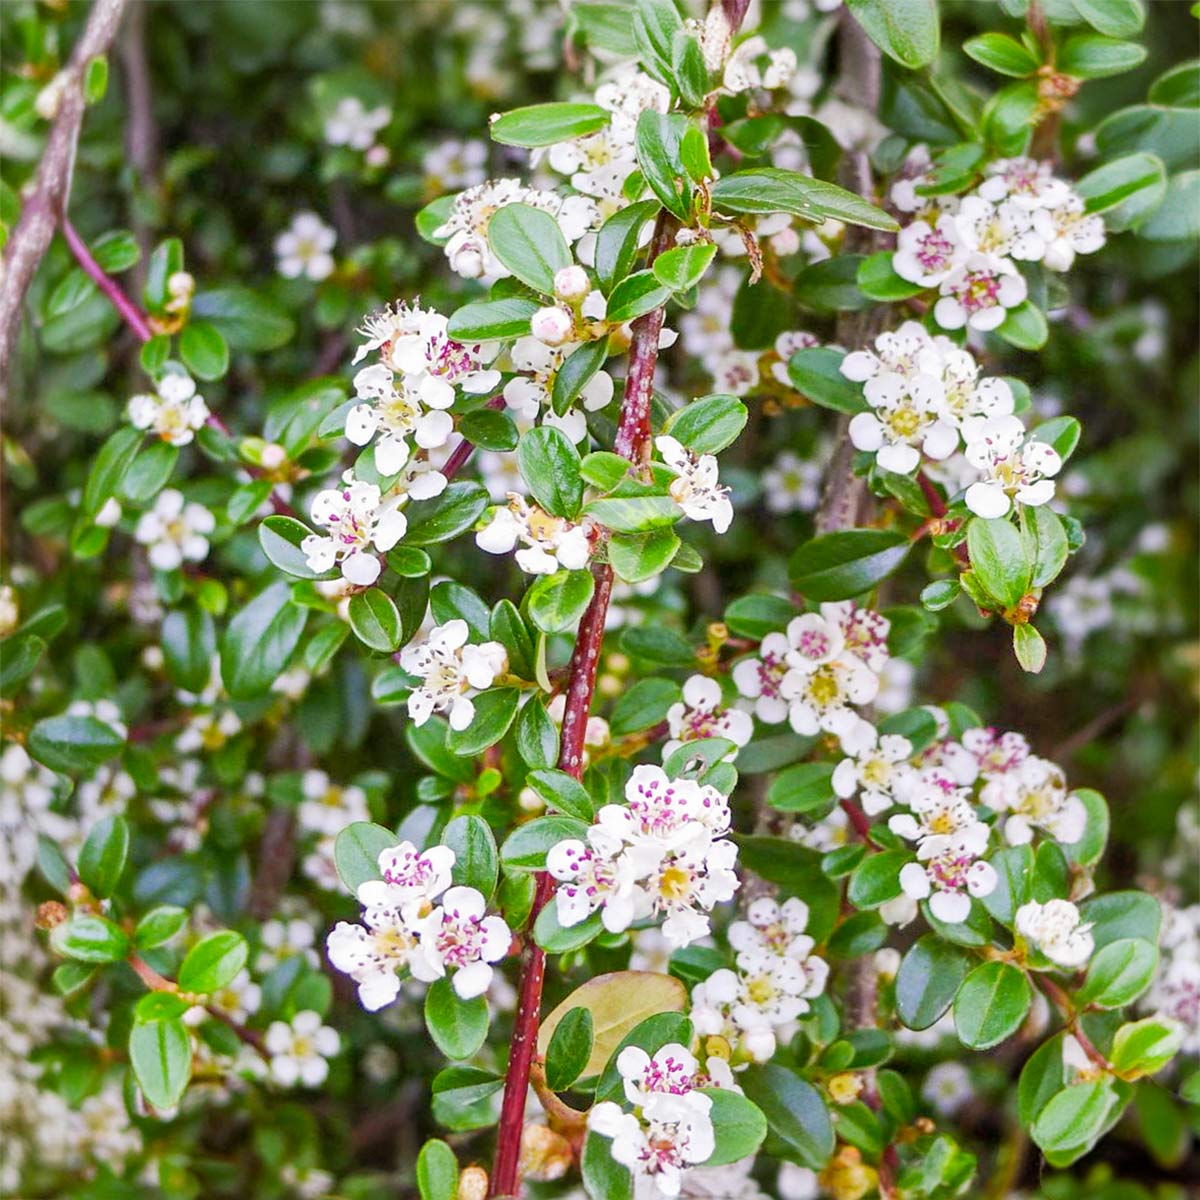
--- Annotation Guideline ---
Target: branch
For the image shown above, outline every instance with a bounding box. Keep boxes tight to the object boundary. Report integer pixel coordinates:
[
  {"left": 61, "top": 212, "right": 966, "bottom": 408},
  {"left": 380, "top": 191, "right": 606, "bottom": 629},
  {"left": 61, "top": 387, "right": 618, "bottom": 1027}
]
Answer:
[
  {"left": 62, "top": 218, "right": 153, "bottom": 341},
  {"left": 118, "top": 0, "right": 159, "bottom": 290},
  {"left": 0, "top": 0, "right": 130, "bottom": 397}
]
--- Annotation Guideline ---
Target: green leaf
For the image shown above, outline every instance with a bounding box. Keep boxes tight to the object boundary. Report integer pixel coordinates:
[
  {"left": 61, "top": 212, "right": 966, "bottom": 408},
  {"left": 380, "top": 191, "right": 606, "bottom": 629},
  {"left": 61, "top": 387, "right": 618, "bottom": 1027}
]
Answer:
[
  {"left": 445, "top": 688, "right": 520, "bottom": 756},
  {"left": 490, "top": 102, "right": 610, "bottom": 147},
  {"left": 92, "top": 230, "right": 140, "bottom": 272},
  {"left": 979, "top": 844, "right": 1032, "bottom": 928},
  {"left": 967, "top": 517, "right": 1031, "bottom": 609},
  {"left": 595, "top": 199, "right": 661, "bottom": 295},
  {"left": 405, "top": 482, "right": 490, "bottom": 546},
  {"left": 179, "top": 322, "right": 230, "bottom": 381},
  {"left": 1073, "top": 0, "right": 1145, "bottom": 38},
  {"left": 1138, "top": 169, "right": 1200, "bottom": 241},
  {"left": 518, "top": 426, "right": 584, "bottom": 518},
  {"left": 856, "top": 251, "right": 925, "bottom": 300},
  {"left": 895, "top": 935, "right": 974, "bottom": 1030},
  {"left": 1032, "top": 1080, "right": 1122, "bottom": 1167},
  {"left": 788, "top": 530, "right": 909, "bottom": 601},
  {"left": 620, "top": 626, "right": 694, "bottom": 667},
  {"left": 192, "top": 286, "right": 294, "bottom": 351},
  {"left": 1065, "top": 788, "right": 1109, "bottom": 868},
  {"left": 178, "top": 930, "right": 249, "bottom": 994},
  {"left": 847, "top": 850, "right": 908, "bottom": 909},
  {"left": 552, "top": 339, "right": 611, "bottom": 417},
  {"left": 605, "top": 269, "right": 674, "bottom": 324},
  {"left": 500, "top": 815, "right": 591, "bottom": 872},
  {"left": 1148, "top": 60, "right": 1200, "bottom": 108},
  {"left": 633, "top": 0, "right": 685, "bottom": 86},
  {"left": 636, "top": 110, "right": 692, "bottom": 220},
  {"left": 446, "top": 298, "right": 538, "bottom": 341},
  {"left": 120, "top": 441, "right": 178, "bottom": 505},
  {"left": 28, "top": 713, "right": 123, "bottom": 773},
  {"left": 652, "top": 242, "right": 716, "bottom": 291},
  {"left": 995, "top": 300, "right": 1049, "bottom": 350},
  {"left": 608, "top": 529, "right": 681, "bottom": 582},
  {"left": 767, "top": 763, "right": 835, "bottom": 813},
  {"left": 51, "top": 914, "right": 130, "bottom": 963},
  {"left": 921, "top": 579, "right": 960, "bottom": 611},
  {"left": 458, "top": 408, "right": 519, "bottom": 452},
  {"left": 1018, "top": 1032, "right": 1068, "bottom": 1126},
  {"left": 1081, "top": 890, "right": 1161, "bottom": 950},
  {"left": 1075, "top": 153, "right": 1167, "bottom": 230},
  {"left": 662, "top": 394, "right": 747, "bottom": 454},
  {"left": 527, "top": 569, "right": 596, "bottom": 634},
  {"left": 134, "top": 906, "right": 189, "bottom": 950},
  {"left": 1079, "top": 938, "right": 1159, "bottom": 1009},
  {"left": 0, "top": 632, "right": 45, "bottom": 697},
  {"left": 953, "top": 960, "right": 1032, "bottom": 1050},
  {"left": 220, "top": 580, "right": 307, "bottom": 699},
  {"left": 490, "top": 599, "right": 536, "bottom": 680},
  {"left": 516, "top": 695, "right": 559, "bottom": 768},
  {"left": 443, "top": 815, "right": 499, "bottom": 899},
  {"left": 334, "top": 821, "right": 396, "bottom": 892},
  {"left": 740, "top": 1064, "right": 834, "bottom": 1170},
  {"left": 425, "top": 977, "right": 489, "bottom": 1059},
  {"left": 794, "top": 255, "right": 870, "bottom": 314},
  {"left": 787, "top": 348, "right": 868, "bottom": 413},
  {"left": 259, "top": 515, "right": 328, "bottom": 580},
  {"left": 582, "top": 1131, "right": 633, "bottom": 1200},
  {"left": 724, "top": 594, "right": 795, "bottom": 639},
  {"left": 1013, "top": 623, "right": 1047, "bottom": 674},
  {"left": 701, "top": 1088, "right": 768, "bottom": 1167},
  {"left": 1111, "top": 1017, "right": 1182, "bottom": 1077},
  {"left": 845, "top": 0, "right": 940, "bottom": 68},
  {"left": 129, "top": 1018, "right": 192, "bottom": 1110},
  {"left": 672, "top": 31, "right": 709, "bottom": 109},
  {"left": 526, "top": 769, "right": 595, "bottom": 822},
  {"left": 144, "top": 237, "right": 183, "bottom": 312},
  {"left": 416, "top": 1139, "right": 459, "bottom": 1200},
  {"left": 1022, "top": 504, "right": 1069, "bottom": 589},
  {"left": 83, "top": 426, "right": 141, "bottom": 519},
  {"left": 963, "top": 32, "right": 1040, "bottom": 76},
  {"left": 348, "top": 588, "right": 403, "bottom": 652},
  {"left": 534, "top": 903, "right": 604, "bottom": 953},
  {"left": 609, "top": 677, "right": 681, "bottom": 736},
  {"left": 710, "top": 168, "right": 898, "bottom": 231},
  {"left": 1059, "top": 34, "right": 1148, "bottom": 79},
  {"left": 77, "top": 815, "right": 130, "bottom": 899},
  {"left": 544, "top": 1006, "right": 595, "bottom": 1091},
  {"left": 487, "top": 202, "right": 571, "bottom": 294}
]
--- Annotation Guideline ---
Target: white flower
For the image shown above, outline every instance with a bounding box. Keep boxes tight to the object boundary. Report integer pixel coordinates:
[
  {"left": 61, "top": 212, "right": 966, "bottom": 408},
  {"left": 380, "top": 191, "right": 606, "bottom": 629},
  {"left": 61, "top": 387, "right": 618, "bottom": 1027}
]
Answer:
[
  {"left": 554, "top": 265, "right": 591, "bottom": 301},
  {"left": 981, "top": 755, "right": 1086, "bottom": 846},
  {"left": 690, "top": 968, "right": 777, "bottom": 1064},
  {"left": 1033, "top": 195, "right": 1106, "bottom": 272},
  {"left": 710, "top": 350, "right": 761, "bottom": 397},
  {"left": 954, "top": 196, "right": 1046, "bottom": 263},
  {"left": 922, "top": 1062, "right": 972, "bottom": 1116},
  {"left": 265, "top": 1010, "right": 339, "bottom": 1087},
  {"left": 297, "top": 770, "right": 370, "bottom": 837},
  {"left": 257, "top": 917, "right": 320, "bottom": 971},
  {"left": 963, "top": 415, "right": 1062, "bottom": 519},
  {"left": 833, "top": 724, "right": 915, "bottom": 816},
  {"left": 933, "top": 253, "right": 1028, "bottom": 332},
  {"left": 960, "top": 727, "right": 1030, "bottom": 780},
  {"left": 656, "top": 436, "right": 733, "bottom": 533},
  {"left": 127, "top": 371, "right": 209, "bottom": 446},
  {"left": 978, "top": 157, "right": 1072, "bottom": 210},
  {"left": 1016, "top": 899, "right": 1094, "bottom": 969},
  {"left": 898, "top": 829, "right": 997, "bottom": 924},
  {"left": 502, "top": 336, "right": 613, "bottom": 440},
  {"left": 547, "top": 831, "right": 639, "bottom": 933},
  {"left": 761, "top": 451, "right": 821, "bottom": 513},
  {"left": 175, "top": 707, "right": 241, "bottom": 754},
  {"left": 275, "top": 212, "right": 336, "bottom": 281},
  {"left": 326, "top": 899, "right": 420, "bottom": 1011},
  {"left": 423, "top": 137, "right": 488, "bottom": 190},
  {"left": 325, "top": 96, "right": 390, "bottom": 150},
  {"left": 723, "top": 36, "right": 796, "bottom": 93},
  {"left": 727, "top": 897, "right": 830, "bottom": 1021},
  {"left": 821, "top": 601, "right": 892, "bottom": 674},
  {"left": 301, "top": 471, "right": 408, "bottom": 586},
  {"left": 134, "top": 489, "right": 215, "bottom": 571},
  {"left": 398, "top": 619, "right": 508, "bottom": 730},
  {"left": 731, "top": 630, "right": 793, "bottom": 725},
  {"left": 475, "top": 494, "right": 593, "bottom": 575},
  {"left": 361, "top": 840, "right": 456, "bottom": 906},
  {"left": 205, "top": 970, "right": 262, "bottom": 1024},
  {"left": 892, "top": 214, "right": 967, "bottom": 287},
  {"left": 588, "top": 1092, "right": 714, "bottom": 1199},
  {"left": 616, "top": 1043, "right": 702, "bottom": 1108},
  {"left": 346, "top": 365, "right": 454, "bottom": 474},
  {"left": 889, "top": 767, "right": 983, "bottom": 842},
  {"left": 664, "top": 675, "right": 754, "bottom": 761},
  {"left": 409, "top": 885, "right": 512, "bottom": 999}
]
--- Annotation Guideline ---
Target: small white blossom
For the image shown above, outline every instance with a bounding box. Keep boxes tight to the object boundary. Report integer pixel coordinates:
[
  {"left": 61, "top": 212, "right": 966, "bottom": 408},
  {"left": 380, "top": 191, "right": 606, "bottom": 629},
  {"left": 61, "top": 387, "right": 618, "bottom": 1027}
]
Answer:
[
  {"left": 422, "top": 137, "right": 488, "bottom": 190},
  {"left": 833, "top": 723, "right": 915, "bottom": 815},
  {"left": 127, "top": 372, "right": 209, "bottom": 446},
  {"left": 761, "top": 451, "right": 821, "bottom": 513},
  {"left": 892, "top": 214, "right": 967, "bottom": 287},
  {"left": 275, "top": 212, "right": 336, "bottom": 281},
  {"left": 134, "top": 489, "right": 215, "bottom": 572},
  {"left": 933, "top": 253, "right": 1027, "bottom": 332},
  {"left": 503, "top": 336, "right": 613, "bottom": 441},
  {"left": 302, "top": 471, "right": 409, "bottom": 586},
  {"left": 656, "top": 436, "right": 733, "bottom": 533},
  {"left": 981, "top": 755, "right": 1086, "bottom": 846},
  {"left": 963, "top": 415, "right": 1062, "bottom": 519},
  {"left": 922, "top": 1062, "right": 973, "bottom": 1116},
  {"left": 265, "top": 1010, "right": 340, "bottom": 1087},
  {"left": 297, "top": 770, "right": 370, "bottom": 837},
  {"left": 409, "top": 885, "right": 512, "bottom": 999},
  {"left": 325, "top": 96, "right": 390, "bottom": 149},
  {"left": 1016, "top": 899, "right": 1094, "bottom": 968},
  {"left": 475, "top": 494, "right": 593, "bottom": 575},
  {"left": 664, "top": 675, "right": 754, "bottom": 761},
  {"left": 398, "top": 619, "right": 508, "bottom": 730},
  {"left": 1033, "top": 195, "right": 1106, "bottom": 272}
]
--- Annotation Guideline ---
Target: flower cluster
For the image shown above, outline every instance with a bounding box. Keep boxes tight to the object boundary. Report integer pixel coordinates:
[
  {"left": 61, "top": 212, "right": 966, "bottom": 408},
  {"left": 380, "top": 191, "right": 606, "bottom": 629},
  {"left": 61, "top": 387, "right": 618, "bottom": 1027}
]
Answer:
[
  {"left": 327, "top": 840, "right": 511, "bottom": 1007},
  {"left": 476, "top": 494, "right": 594, "bottom": 575},
  {"left": 692, "top": 898, "right": 830, "bottom": 1064},
  {"left": 546, "top": 764, "right": 739, "bottom": 948},
  {"left": 840, "top": 322, "right": 1062, "bottom": 516},
  {"left": 890, "top": 152, "right": 1105, "bottom": 331},
  {"left": 588, "top": 1043, "right": 717, "bottom": 1200}
]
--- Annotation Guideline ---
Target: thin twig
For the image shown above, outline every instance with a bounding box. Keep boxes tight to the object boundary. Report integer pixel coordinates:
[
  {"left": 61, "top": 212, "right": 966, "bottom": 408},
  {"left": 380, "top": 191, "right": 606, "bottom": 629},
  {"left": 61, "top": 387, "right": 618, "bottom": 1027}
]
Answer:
[
  {"left": 62, "top": 217, "right": 153, "bottom": 341},
  {"left": 0, "top": 0, "right": 131, "bottom": 397},
  {"left": 118, "top": 0, "right": 158, "bottom": 291}
]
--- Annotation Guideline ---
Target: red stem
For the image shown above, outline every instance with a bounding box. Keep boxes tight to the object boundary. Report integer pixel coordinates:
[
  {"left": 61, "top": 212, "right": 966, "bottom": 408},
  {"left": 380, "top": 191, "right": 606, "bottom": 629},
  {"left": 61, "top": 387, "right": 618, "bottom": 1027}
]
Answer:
[
  {"left": 62, "top": 218, "right": 153, "bottom": 342},
  {"left": 915, "top": 471, "right": 947, "bottom": 518},
  {"left": 487, "top": 222, "right": 676, "bottom": 1200},
  {"left": 840, "top": 797, "right": 873, "bottom": 841}
]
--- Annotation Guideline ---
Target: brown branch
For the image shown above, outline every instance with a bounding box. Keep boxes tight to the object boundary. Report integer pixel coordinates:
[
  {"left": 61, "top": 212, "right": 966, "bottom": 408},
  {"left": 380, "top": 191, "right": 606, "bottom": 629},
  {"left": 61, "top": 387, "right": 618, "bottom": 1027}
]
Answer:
[
  {"left": 0, "top": 0, "right": 130, "bottom": 398},
  {"left": 118, "top": 0, "right": 158, "bottom": 291},
  {"left": 247, "top": 806, "right": 297, "bottom": 922}
]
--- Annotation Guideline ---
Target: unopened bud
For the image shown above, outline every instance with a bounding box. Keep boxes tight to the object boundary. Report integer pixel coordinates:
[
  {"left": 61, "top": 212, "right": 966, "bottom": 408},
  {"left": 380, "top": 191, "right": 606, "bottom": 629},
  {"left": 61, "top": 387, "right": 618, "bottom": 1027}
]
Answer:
[
  {"left": 553, "top": 265, "right": 590, "bottom": 301},
  {"left": 365, "top": 143, "right": 390, "bottom": 168},
  {"left": 819, "top": 1147, "right": 877, "bottom": 1200},
  {"left": 94, "top": 497, "right": 123, "bottom": 528},
  {"left": 531, "top": 305, "right": 573, "bottom": 346},
  {"left": 519, "top": 1123, "right": 572, "bottom": 1181},
  {"left": 36, "top": 901, "right": 68, "bottom": 930},
  {"left": 0, "top": 585, "right": 19, "bottom": 637},
  {"left": 260, "top": 442, "right": 287, "bottom": 470},
  {"left": 457, "top": 1165, "right": 488, "bottom": 1200},
  {"left": 873, "top": 947, "right": 901, "bottom": 980},
  {"left": 517, "top": 786, "right": 544, "bottom": 813},
  {"left": 769, "top": 226, "right": 801, "bottom": 257}
]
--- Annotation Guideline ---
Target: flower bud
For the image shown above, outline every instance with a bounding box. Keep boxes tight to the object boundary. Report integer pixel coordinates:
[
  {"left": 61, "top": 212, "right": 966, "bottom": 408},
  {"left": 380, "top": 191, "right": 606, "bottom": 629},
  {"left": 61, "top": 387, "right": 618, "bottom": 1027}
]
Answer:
[
  {"left": 94, "top": 497, "right": 123, "bottom": 528},
  {"left": 0, "top": 585, "right": 19, "bottom": 637},
  {"left": 457, "top": 1166, "right": 488, "bottom": 1200},
  {"left": 260, "top": 442, "right": 287, "bottom": 470},
  {"left": 553, "top": 265, "right": 590, "bottom": 301},
  {"left": 519, "top": 1123, "right": 572, "bottom": 1181},
  {"left": 365, "top": 143, "right": 390, "bottom": 168},
  {"left": 531, "top": 305, "right": 573, "bottom": 346},
  {"left": 769, "top": 226, "right": 801, "bottom": 257}
]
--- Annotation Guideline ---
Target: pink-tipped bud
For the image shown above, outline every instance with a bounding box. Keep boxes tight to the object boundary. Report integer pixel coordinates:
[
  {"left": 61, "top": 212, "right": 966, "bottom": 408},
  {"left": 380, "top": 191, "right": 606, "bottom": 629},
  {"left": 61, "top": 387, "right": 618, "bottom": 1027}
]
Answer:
[
  {"left": 531, "top": 305, "right": 573, "bottom": 346},
  {"left": 553, "top": 264, "right": 590, "bottom": 301}
]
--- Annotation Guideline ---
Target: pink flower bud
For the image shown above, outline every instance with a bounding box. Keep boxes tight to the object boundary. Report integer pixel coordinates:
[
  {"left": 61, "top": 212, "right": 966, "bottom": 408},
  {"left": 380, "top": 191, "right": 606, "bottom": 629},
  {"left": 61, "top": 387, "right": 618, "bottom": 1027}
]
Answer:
[
  {"left": 531, "top": 306, "right": 573, "bottom": 346},
  {"left": 553, "top": 264, "right": 590, "bottom": 301}
]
